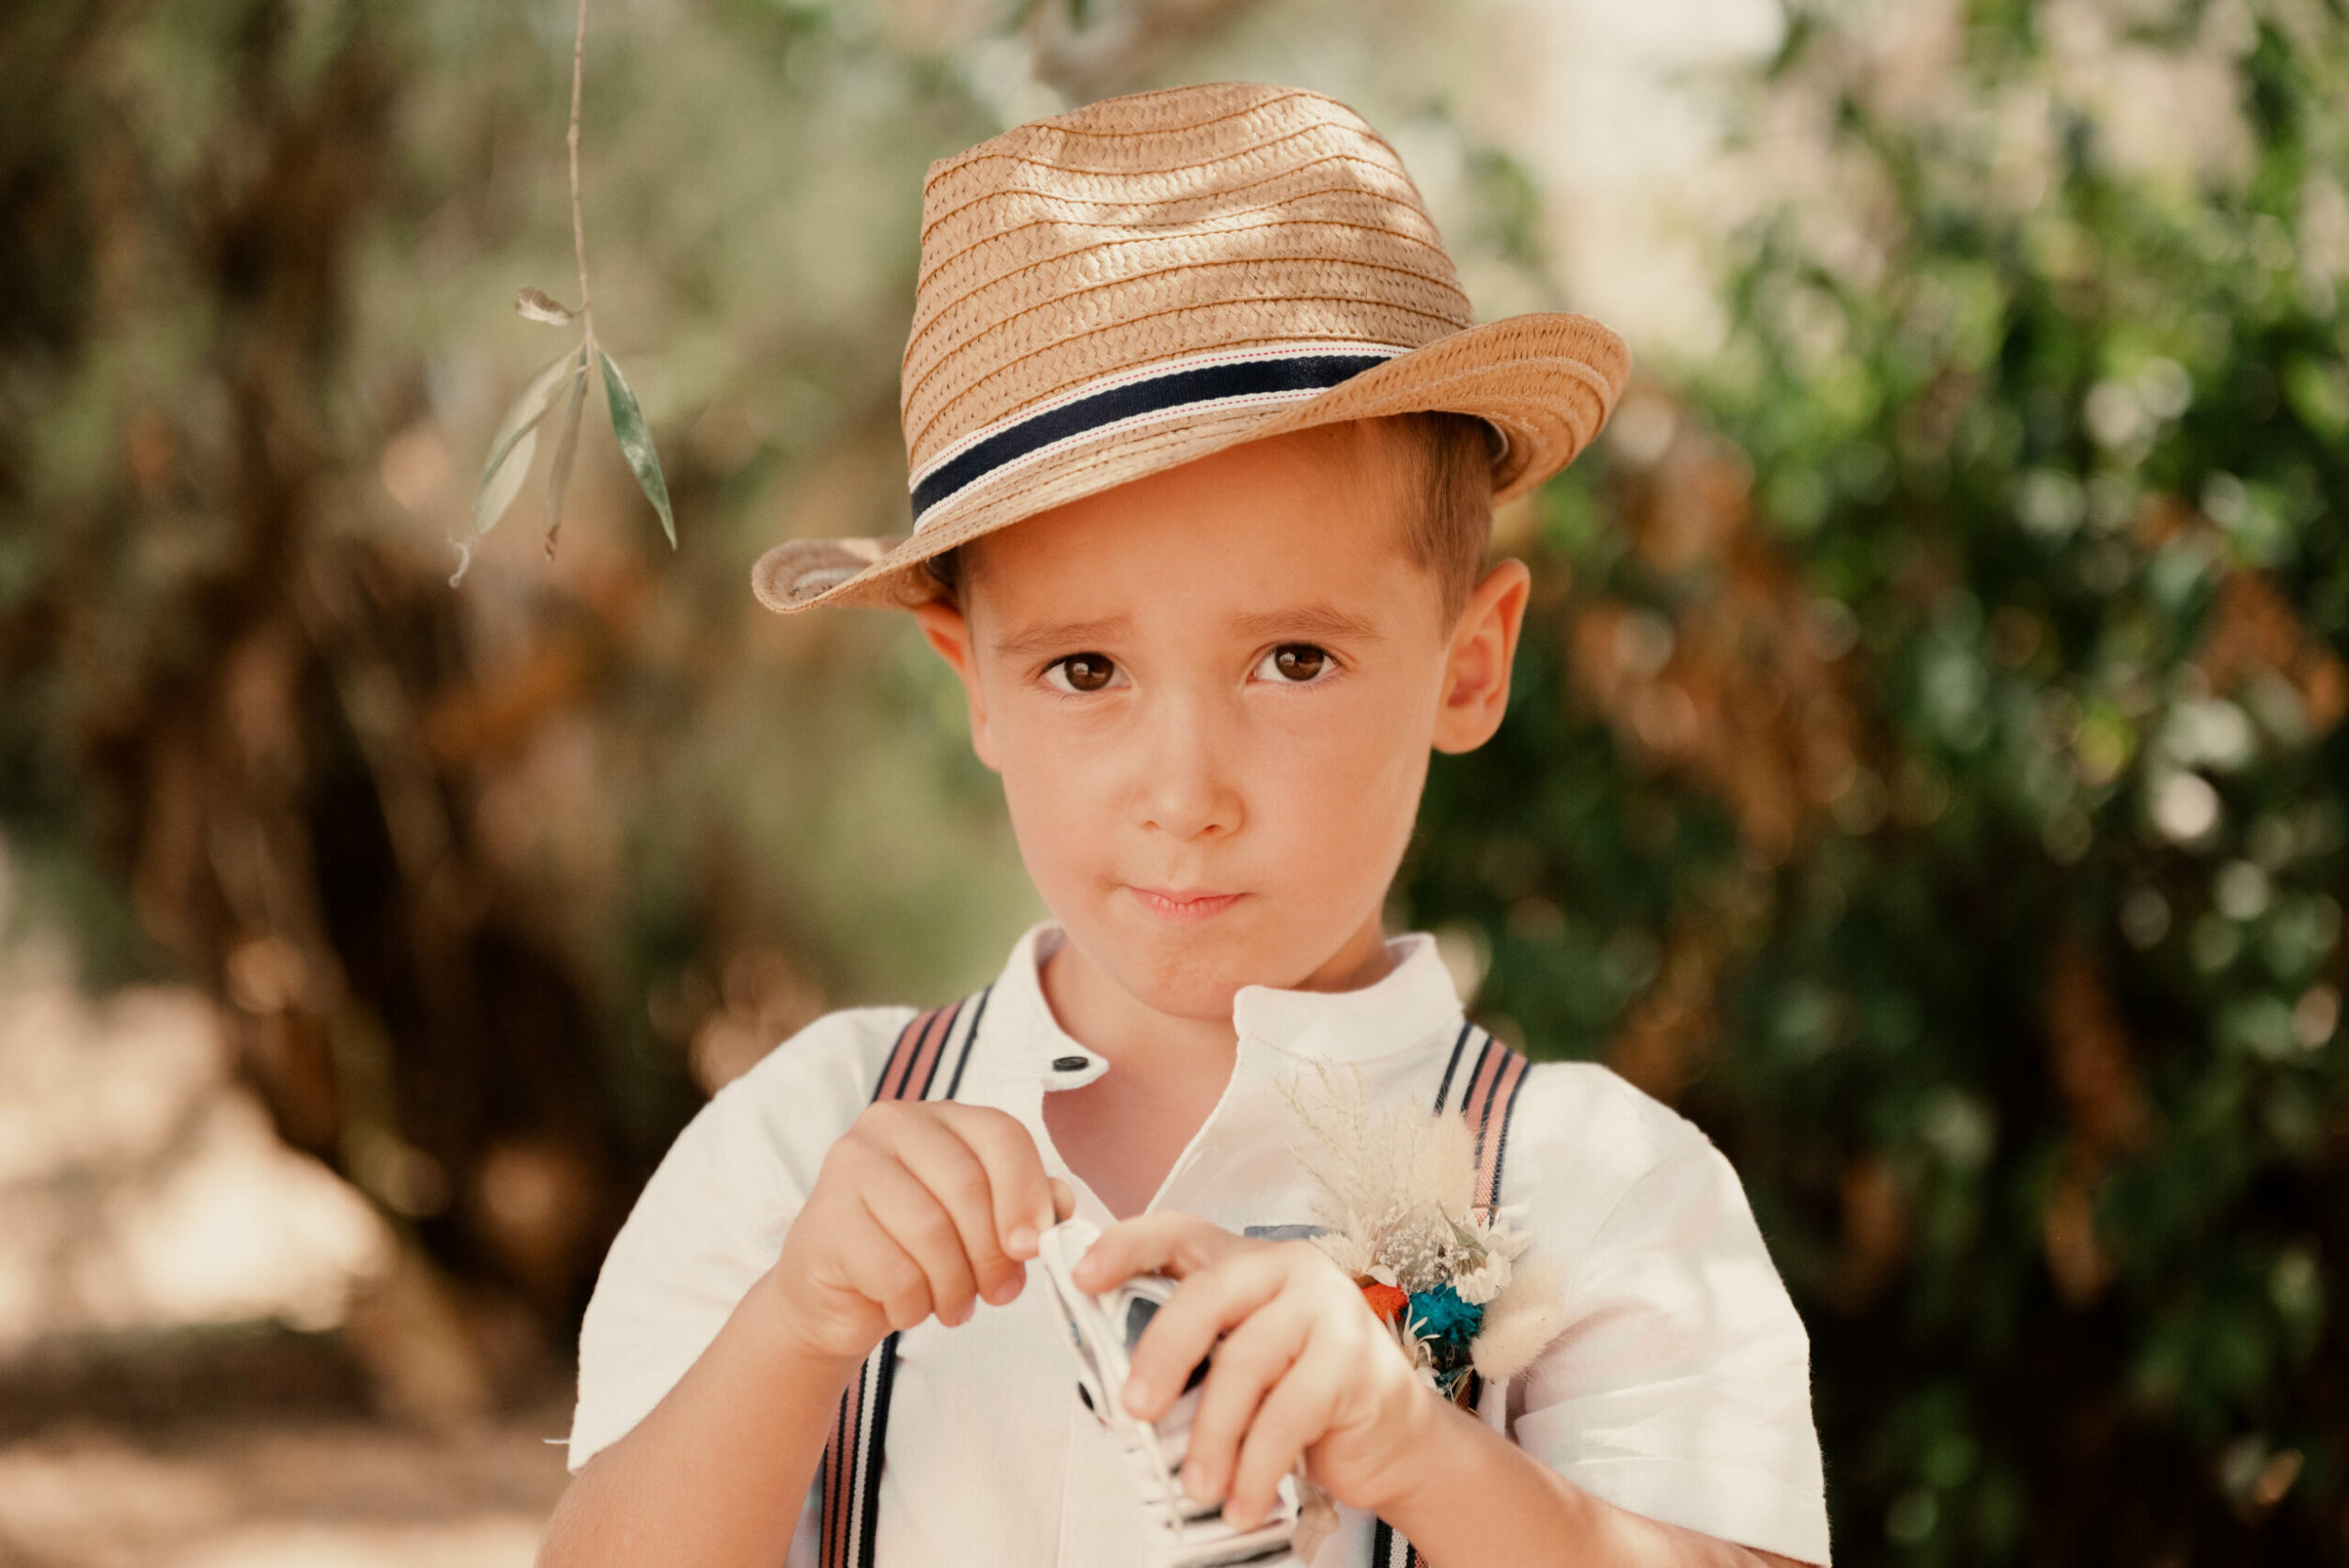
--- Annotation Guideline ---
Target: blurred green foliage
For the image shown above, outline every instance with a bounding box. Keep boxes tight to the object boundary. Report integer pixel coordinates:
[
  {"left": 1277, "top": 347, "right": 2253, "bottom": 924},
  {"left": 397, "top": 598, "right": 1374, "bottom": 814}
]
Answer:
[
  {"left": 0, "top": 0, "right": 1055, "bottom": 1327},
  {"left": 1403, "top": 2, "right": 2349, "bottom": 1560}
]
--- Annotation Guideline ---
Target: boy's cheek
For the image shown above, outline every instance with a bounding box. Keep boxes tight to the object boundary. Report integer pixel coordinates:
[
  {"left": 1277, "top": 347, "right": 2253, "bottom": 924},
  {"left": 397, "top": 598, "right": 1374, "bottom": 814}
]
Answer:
[{"left": 998, "top": 764, "right": 1118, "bottom": 913}]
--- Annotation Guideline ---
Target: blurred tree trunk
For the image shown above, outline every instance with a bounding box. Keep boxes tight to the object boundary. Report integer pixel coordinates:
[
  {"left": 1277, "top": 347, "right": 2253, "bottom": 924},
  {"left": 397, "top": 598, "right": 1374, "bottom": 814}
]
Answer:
[{"left": 0, "top": 1, "right": 664, "bottom": 1390}]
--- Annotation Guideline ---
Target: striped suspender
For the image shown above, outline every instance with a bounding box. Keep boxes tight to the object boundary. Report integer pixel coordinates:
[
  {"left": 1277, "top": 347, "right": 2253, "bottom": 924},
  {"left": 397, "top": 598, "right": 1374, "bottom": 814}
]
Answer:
[
  {"left": 817, "top": 988, "right": 991, "bottom": 1568},
  {"left": 1435, "top": 1021, "right": 1532, "bottom": 1217},
  {"left": 1370, "top": 1022, "right": 1532, "bottom": 1568}
]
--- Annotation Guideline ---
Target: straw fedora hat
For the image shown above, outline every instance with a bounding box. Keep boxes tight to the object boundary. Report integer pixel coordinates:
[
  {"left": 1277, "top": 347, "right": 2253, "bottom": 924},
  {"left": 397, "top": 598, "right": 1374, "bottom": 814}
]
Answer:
[{"left": 752, "top": 80, "right": 1630, "bottom": 613}]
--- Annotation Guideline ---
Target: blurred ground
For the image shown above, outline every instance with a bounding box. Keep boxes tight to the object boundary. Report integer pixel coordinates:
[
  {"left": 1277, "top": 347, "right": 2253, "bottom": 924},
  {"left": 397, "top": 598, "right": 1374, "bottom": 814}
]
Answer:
[
  {"left": 0, "top": 934, "right": 572, "bottom": 1566},
  {"left": 0, "top": 1401, "right": 571, "bottom": 1568},
  {"left": 0, "top": 954, "right": 385, "bottom": 1354}
]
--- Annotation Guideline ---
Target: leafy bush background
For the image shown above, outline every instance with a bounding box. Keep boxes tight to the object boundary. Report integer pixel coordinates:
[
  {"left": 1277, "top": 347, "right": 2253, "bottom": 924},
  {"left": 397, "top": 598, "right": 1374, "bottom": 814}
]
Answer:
[{"left": 1404, "top": 5, "right": 2349, "bottom": 1559}]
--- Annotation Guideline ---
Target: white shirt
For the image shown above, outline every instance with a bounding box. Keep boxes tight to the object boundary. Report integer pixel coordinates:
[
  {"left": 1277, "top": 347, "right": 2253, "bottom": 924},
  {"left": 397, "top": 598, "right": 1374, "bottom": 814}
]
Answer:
[{"left": 568, "top": 924, "right": 1831, "bottom": 1566}]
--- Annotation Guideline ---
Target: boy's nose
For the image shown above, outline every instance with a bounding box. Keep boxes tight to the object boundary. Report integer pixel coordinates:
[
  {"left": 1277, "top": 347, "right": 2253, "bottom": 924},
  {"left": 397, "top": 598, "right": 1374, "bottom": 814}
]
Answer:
[{"left": 1135, "top": 696, "right": 1243, "bottom": 842}]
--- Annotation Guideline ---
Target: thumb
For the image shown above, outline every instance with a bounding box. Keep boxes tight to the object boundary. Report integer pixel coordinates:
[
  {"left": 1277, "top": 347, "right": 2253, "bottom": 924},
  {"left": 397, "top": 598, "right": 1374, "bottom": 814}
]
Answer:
[{"left": 1072, "top": 1211, "right": 1234, "bottom": 1291}]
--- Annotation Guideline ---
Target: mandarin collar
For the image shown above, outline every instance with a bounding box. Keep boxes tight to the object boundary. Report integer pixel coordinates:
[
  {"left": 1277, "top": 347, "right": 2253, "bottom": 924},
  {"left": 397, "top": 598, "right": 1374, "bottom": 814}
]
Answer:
[
  {"left": 978, "top": 921, "right": 1464, "bottom": 1082},
  {"left": 1231, "top": 932, "right": 1461, "bottom": 1061}
]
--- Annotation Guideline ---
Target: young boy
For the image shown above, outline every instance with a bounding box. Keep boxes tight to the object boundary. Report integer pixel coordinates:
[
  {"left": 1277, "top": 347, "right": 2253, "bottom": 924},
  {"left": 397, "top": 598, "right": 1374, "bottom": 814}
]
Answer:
[{"left": 542, "top": 83, "right": 1828, "bottom": 1568}]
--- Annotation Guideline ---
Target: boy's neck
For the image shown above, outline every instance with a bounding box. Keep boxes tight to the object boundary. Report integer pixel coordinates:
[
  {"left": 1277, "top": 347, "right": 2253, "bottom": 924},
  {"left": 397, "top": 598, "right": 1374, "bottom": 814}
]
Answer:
[{"left": 1035, "top": 916, "right": 1398, "bottom": 1218}]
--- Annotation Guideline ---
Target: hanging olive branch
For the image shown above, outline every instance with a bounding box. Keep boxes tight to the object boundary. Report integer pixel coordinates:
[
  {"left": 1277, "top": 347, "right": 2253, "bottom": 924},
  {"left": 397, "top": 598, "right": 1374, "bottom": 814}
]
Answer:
[{"left": 452, "top": 0, "right": 674, "bottom": 586}]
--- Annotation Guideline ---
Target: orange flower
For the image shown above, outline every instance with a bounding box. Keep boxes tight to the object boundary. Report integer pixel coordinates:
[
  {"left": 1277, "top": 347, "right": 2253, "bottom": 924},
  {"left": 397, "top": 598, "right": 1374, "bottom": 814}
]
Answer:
[{"left": 1361, "top": 1281, "right": 1409, "bottom": 1324}]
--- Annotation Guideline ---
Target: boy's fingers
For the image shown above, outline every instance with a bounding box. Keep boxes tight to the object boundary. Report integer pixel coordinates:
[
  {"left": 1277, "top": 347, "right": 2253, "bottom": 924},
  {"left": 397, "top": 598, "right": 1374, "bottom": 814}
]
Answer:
[
  {"left": 1222, "top": 1340, "right": 1346, "bottom": 1529},
  {"left": 886, "top": 1110, "right": 1023, "bottom": 1304},
  {"left": 1074, "top": 1210, "right": 1237, "bottom": 1293},
  {"left": 1176, "top": 1295, "right": 1314, "bottom": 1503},
  {"left": 832, "top": 1211, "right": 934, "bottom": 1332},
  {"left": 1122, "top": 1248, "right": 1289, "bottom": 1420},
  {"left": 1050, "top": 1177, "right": 1076, "bottom": 1221},
  {"left": 935, "top": 1103, "right": 1057, "bottom": 1262},
  {"left": 857, "top": 1161, "right": 981, "bottom": 1327}
]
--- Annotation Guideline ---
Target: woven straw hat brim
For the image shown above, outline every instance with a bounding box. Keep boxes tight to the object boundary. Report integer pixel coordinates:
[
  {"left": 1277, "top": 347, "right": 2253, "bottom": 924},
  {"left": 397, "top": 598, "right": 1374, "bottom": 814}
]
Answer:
[{"left": 752, "top": 309, "right": 1629, "bottom": 613}]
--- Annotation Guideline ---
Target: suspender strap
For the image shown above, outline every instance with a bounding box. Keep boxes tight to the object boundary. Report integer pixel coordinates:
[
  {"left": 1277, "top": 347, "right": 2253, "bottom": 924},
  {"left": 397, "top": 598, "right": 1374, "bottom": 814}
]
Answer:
[
  {"left": 1457, "top": 1028, "right": 1532, "bottom": 1214},
  {"left": 1370, "top": 1516, "right": 1418, "bottom": 1568},
  {"left": 818, "top": 989, "right": 991, "bottom": 1568},
  {"left": 1373, "top": 1022, "right": 1532, "bottom": 1568}
]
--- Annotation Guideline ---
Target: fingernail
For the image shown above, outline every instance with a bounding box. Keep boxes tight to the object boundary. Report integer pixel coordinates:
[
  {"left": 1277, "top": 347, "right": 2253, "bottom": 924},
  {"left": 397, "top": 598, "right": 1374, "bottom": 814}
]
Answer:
[
  {"left": 1123, "top": 1374, "right": 1155, "bottom": 1414},
  {"left": 1007, "top": 1226, "right": 1037, "bottom": 1257}
]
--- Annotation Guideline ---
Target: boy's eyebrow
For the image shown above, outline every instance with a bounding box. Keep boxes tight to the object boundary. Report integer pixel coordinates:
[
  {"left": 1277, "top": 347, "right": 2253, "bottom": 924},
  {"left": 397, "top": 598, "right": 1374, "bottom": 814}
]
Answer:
[
  {"left": 1230, "top": 605, "right": 1385, "bottom": 643},
  {"left": 990, "top": 615, "right": 1135, "bottom": 660},
  {"left": 989, "top": 605, "right": 1383, "bottom": 660}
]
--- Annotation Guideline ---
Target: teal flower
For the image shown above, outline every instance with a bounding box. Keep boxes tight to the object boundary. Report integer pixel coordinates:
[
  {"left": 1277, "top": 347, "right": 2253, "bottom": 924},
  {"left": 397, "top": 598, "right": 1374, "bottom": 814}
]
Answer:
[{"left": 1406, "top": 1282, "right": 1485, "bottom": 1350}]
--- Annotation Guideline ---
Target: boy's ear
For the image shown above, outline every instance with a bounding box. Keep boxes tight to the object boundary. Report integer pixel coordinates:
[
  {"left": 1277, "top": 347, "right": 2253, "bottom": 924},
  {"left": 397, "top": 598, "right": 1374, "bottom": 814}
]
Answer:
[
  {"left": 911, "top": 599, "right": 1001, "bottom": 771},
  {"left": 1431, "top": 558, "right": 1531, "bottom": 755}
]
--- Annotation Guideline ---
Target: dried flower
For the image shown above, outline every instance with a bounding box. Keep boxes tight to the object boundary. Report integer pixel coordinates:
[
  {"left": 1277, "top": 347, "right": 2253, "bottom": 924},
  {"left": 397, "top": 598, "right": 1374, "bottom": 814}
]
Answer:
[
  {"left": 1406, "top": 1282, "right": 1484, "bottom": 1346},
  {"left": 1451, "top": 1252, "right": 1512, "bottom": 1306},
  {"left": 1317, "top": 1230, "right": 1373, "bottom": 1278},
  {"left": 1280, "top": 1060, "right": 1566, "bottom": 1401}
]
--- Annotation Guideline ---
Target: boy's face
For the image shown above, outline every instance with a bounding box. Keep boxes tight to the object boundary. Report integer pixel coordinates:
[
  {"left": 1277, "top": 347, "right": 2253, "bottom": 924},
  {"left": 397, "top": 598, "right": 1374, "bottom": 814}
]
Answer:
[{"left": 915, "top": 423, "right": 1528, "bottom": 1022}]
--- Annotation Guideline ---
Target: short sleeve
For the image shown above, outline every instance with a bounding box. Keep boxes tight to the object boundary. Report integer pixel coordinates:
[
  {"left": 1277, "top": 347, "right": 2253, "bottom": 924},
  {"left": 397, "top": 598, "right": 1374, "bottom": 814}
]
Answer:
[
  {"left": 564, "top": 1007, "right": 909, "bottom": 1476},
  {"left": 1512, "top": 1099, "right": 1831, "bottom": 1565}
]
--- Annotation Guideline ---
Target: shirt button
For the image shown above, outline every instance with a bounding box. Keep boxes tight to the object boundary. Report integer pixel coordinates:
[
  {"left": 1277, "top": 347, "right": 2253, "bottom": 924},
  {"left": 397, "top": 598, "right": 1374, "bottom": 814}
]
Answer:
[{"left": 1051, "top": 1054, "right": 1090, "bottom": 1072}]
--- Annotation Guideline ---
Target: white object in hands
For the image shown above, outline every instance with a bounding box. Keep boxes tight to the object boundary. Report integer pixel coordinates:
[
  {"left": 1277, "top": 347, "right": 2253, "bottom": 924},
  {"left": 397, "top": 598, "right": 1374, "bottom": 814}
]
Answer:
[{"left": 1034, "top": 1219, "right": 1307, "bottom": 1568}]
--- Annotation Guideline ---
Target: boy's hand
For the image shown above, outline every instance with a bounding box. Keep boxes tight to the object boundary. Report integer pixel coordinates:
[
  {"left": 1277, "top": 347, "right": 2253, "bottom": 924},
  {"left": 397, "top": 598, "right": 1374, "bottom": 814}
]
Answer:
[
  {"left": 1074, "top": 1213, "right": 1441, "bottom": 1529},
  {"left": 770, "top": 1100, "right": 1073, "bottom": 1364}
]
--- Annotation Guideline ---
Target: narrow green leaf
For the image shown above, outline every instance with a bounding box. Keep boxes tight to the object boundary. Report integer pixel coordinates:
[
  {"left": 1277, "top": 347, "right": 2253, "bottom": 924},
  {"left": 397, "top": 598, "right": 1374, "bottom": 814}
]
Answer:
[
  {"left": 599, "top": 349, "right": 676, "bottom": 549},
  {"left": 474, "top": 346, "right": 582, "bottom": 536},
  {"left": 475, "top": 425, "right": 540, "bottom": 543},
  {"left": 543, "top": 359, "right": 589, "bottom": 556}
]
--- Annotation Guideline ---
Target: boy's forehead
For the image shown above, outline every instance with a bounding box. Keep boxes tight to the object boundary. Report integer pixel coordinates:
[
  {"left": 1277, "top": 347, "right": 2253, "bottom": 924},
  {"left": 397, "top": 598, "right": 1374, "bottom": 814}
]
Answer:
[{"left": 960, "top": 422, "right": 1419, "bottom": 621}]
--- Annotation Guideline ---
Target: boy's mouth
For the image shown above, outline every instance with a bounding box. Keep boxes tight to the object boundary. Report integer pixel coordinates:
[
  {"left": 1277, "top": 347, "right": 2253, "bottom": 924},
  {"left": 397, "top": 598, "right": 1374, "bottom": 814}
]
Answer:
[{"left": 1126, "top": 887, "right": 1245, "bottom": 923}]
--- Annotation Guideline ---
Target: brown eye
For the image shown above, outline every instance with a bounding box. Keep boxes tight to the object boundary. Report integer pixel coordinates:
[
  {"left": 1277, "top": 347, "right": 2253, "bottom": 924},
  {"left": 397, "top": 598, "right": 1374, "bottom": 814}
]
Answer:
[
  {"left": 1049, "top": 653, "right": 1119, "bottom": 693},
  {"left": 1266, "top": 644, "right": 1328, "bottom": 682}
]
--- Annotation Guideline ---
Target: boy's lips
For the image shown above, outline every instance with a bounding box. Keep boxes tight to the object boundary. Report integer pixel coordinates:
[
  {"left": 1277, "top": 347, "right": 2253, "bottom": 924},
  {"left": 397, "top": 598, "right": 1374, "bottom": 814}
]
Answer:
[{"left": 1125, "top": 886, "right": 1245, "bottom": 922}]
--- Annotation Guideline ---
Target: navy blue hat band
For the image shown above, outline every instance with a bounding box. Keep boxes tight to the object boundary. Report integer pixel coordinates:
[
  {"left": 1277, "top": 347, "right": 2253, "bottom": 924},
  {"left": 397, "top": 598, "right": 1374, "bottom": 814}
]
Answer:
[{"left": 908, "top": 349, "right": 1402, "bottom": 529}]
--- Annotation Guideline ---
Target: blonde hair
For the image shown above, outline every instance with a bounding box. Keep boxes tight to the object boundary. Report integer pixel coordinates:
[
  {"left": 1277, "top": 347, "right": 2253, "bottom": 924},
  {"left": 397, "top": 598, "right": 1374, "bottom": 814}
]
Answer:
[{"left": 1367, "top": 410, "right": 1502, "bottom": 625}]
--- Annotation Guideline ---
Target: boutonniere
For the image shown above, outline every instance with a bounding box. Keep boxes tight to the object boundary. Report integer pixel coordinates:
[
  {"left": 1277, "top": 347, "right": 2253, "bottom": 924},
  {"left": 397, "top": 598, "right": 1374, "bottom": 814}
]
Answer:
[{"left": 1278, "top": 1062, "right": 1567, "bottom": 1405}]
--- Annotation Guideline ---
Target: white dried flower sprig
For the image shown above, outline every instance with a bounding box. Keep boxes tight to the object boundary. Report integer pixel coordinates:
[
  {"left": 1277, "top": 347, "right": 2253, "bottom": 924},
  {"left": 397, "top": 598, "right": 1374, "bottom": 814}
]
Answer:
[{"left": 1276, "top": 1060, "right": 1565, "bottom": 1395}]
